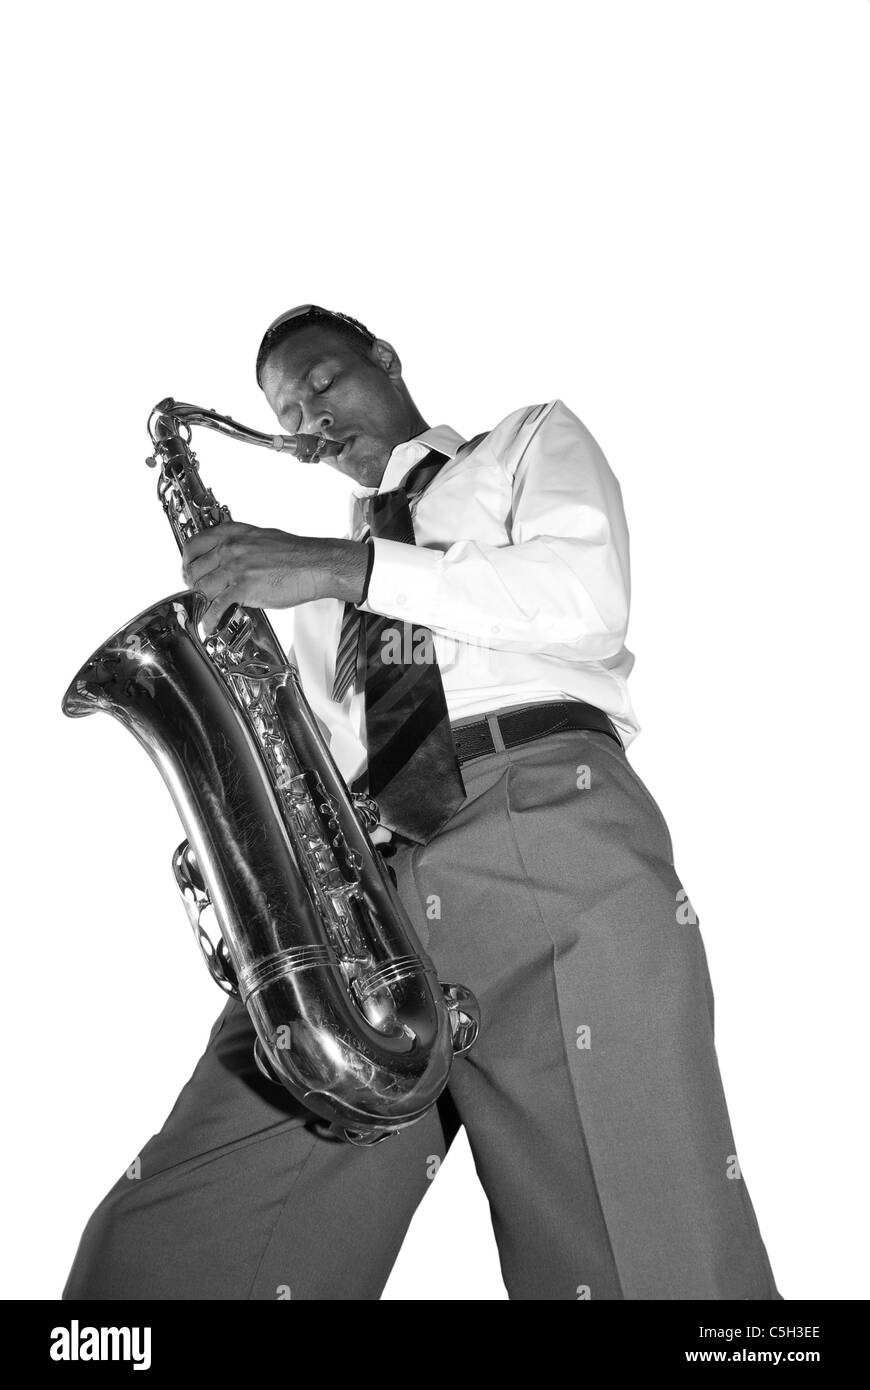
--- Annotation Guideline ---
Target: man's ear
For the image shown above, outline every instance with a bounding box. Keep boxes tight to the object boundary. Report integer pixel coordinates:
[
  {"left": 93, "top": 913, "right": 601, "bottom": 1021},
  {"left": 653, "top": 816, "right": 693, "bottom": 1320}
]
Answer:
[{"left": 369, "top": 337, "right": 403, "bottom": 381}]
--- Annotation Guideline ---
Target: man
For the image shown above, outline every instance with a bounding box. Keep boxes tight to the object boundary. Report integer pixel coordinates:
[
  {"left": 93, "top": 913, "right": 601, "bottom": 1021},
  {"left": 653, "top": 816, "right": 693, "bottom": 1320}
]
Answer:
[{"left": 62, "top": 305, "right": 782, "bottom": 1301}]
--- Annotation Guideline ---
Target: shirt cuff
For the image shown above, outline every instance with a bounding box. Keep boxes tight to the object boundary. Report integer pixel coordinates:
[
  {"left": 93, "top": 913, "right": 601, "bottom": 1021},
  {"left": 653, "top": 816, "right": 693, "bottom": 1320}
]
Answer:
[{"left": 357, "top": 537, "right": 443, "bottom": 619}]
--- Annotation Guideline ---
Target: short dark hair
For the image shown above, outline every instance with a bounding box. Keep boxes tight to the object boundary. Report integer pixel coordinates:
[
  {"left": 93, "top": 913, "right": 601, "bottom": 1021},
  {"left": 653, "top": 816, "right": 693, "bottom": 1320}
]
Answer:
[{"left": 255, "top": 304, "right": 376, "bottom": 387}]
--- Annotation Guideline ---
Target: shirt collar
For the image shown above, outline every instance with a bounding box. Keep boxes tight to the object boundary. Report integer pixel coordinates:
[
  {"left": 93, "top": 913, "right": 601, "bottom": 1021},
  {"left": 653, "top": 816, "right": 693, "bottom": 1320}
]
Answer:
[{"left": 349, "top": 423, "right": 467, "bottom": 501}]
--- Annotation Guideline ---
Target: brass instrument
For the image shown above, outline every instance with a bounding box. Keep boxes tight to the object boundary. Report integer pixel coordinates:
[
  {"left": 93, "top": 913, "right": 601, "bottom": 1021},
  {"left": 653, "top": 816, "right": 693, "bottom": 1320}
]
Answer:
[{"left": 62, "top": 397, "right": 479, "bottom": 1144}]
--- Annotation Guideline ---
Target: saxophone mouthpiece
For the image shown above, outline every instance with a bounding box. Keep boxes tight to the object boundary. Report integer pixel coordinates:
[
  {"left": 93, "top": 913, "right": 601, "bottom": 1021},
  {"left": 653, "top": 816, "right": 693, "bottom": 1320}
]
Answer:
[{"left": 289, "top": 433, "right": 344, "bottom": 463}]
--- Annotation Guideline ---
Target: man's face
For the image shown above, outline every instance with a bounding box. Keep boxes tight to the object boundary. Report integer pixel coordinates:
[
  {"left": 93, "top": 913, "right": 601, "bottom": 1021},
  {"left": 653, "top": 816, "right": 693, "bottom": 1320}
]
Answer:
[{"left": 260, "top": 324, "right": 415, "bottom": 488}]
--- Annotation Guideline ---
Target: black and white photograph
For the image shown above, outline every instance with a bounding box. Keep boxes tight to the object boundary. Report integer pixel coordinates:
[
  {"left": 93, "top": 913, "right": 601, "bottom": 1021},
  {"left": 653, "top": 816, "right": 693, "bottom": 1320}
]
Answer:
[{"left": 3, "top": 0, "right": 868, "bottom": 1354}]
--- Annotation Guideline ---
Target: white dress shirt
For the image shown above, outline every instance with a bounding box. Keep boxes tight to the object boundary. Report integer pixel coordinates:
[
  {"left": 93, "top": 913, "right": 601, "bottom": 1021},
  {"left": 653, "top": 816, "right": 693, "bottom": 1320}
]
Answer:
[{"left": 287, "top": 399, "right": 641, "bottom": 785}]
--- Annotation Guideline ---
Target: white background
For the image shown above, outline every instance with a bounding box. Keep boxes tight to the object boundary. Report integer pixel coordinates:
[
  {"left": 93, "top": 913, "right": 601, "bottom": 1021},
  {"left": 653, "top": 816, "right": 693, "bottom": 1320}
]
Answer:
[{"left": 2, "top": 0, "right": 868, "bottom": 1300}]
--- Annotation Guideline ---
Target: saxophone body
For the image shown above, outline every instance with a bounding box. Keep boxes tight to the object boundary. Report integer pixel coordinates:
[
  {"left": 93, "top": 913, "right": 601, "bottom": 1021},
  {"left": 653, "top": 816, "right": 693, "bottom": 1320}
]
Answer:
[{"left": 62, "top": 399, "right": 478, "bottom": 1144}]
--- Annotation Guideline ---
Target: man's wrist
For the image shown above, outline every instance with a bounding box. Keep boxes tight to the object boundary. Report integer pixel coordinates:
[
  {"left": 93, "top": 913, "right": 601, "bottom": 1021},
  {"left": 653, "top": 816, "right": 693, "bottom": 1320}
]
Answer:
[
  {"left": 328, "top": 539, "right": 373, "bottom": 604},
  {"left": 358, "top": 539, "right": 375, "bottom": 602}
]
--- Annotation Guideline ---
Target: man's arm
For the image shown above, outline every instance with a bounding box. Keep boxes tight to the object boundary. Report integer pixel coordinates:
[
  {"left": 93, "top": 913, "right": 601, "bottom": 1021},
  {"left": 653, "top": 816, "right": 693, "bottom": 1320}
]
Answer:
[
  {"left": 357, "top": 400, "right": 631, "bottom": 663},
  {"left": 181, "top": 527, "right": 370, "bottom": 635}
]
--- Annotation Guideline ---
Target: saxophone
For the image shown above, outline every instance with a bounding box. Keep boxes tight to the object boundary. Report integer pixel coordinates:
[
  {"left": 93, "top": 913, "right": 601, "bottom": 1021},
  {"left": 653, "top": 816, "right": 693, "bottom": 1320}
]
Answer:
[{"left": 62, "top": 397, "right": 479, "bottom": 1145}]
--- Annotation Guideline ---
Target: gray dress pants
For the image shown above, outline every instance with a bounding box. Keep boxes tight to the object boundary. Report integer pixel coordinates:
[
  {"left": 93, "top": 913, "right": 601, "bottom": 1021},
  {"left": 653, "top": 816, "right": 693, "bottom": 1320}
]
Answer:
[{"left": 62, "top": 727, "right": 782, "bottom": 1300}]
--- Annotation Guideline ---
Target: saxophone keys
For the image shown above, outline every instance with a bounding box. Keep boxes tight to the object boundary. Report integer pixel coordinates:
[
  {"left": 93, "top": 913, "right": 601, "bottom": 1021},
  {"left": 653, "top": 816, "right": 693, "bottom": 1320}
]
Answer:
[
  {"left": 440, "top": 983, "right": 481, "bottom": 1055},
  {"left": 171, "top": 839, "right": 239, "bottom": 998}
]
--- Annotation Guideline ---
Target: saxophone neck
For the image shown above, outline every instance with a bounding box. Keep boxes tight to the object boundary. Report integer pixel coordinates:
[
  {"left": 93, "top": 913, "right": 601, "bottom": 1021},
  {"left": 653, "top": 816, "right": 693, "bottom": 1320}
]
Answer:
[{"left": 148, "top": 398, "right": 341, "bottom": 462}]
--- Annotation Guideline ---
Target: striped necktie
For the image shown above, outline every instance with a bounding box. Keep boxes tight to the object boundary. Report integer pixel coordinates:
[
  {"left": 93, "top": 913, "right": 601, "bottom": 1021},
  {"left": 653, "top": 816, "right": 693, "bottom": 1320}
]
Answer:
[{"left": 331, "top": 448, "right": 467, "bottom": 842}]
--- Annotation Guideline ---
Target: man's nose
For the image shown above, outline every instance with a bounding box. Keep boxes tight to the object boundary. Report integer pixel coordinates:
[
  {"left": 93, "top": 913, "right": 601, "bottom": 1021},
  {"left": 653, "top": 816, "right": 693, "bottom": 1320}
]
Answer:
[{"left": 301, "top": 405, "right": 334, "bottom": 435}]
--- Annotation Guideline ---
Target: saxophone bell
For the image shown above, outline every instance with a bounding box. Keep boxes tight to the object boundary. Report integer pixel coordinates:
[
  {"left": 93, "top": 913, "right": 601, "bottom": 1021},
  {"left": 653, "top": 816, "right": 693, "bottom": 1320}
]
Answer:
[{"left": 62, "top": 400, "right": 480, "bottom": 1144}]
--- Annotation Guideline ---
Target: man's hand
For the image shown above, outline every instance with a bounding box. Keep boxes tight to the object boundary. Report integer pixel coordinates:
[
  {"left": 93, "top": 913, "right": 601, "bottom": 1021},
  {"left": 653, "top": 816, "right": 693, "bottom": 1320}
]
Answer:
[{"left": 181, "top": 521, "right": 369, "bottom": 635}]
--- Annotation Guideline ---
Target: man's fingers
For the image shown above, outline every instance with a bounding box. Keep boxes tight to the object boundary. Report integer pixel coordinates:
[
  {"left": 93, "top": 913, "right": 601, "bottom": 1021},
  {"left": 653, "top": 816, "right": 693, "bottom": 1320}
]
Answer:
[
  {"left": 189, "top": 568, "right": 230, "bottom": 600},
  {"left": 181, "top": 521, "right": 255, "bottom": 585},
  {"left": 199, "top": 585, "right": 239, "bottom": 636},
  {"left": 181, "top": 520, "right": 248, "bottom": 567},
  {"left": 184, "top": 550, "right": 224, "bottom": 588}
]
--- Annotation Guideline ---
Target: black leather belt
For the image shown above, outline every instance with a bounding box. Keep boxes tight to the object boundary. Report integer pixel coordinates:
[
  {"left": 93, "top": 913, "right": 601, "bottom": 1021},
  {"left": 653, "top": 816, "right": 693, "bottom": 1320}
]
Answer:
[{"left": 451, "top": 700, "right": 624, "bottom": 766}]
